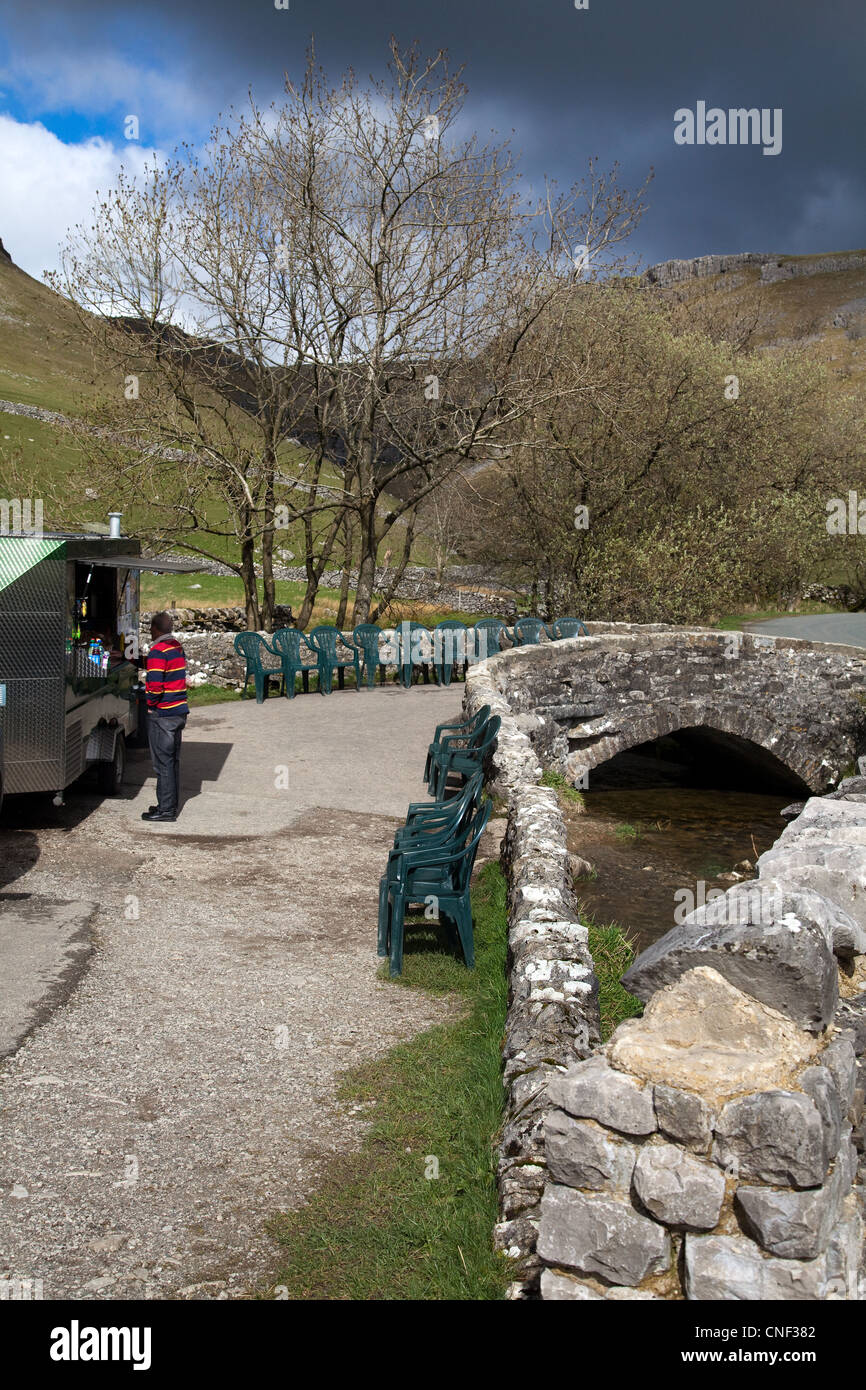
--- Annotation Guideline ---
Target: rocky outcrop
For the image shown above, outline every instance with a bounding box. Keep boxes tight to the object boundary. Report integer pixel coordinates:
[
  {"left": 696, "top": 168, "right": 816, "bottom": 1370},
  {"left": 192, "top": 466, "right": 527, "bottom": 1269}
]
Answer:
[
  {"left": 645, "top": 253, "right": 770, "bottom": 286},
  {"left": 644, "top": 250, "right": 866, "bottom": 290}
]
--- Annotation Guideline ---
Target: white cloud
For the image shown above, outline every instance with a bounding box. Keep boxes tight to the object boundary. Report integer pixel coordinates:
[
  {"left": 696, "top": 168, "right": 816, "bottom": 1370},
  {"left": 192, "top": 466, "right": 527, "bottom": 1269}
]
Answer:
[
  {"left": 0, "top": 47, "right": 221, "bottom": 141},
  {"left": 0, "top": 115, "right": 163, "bottom": 281}
]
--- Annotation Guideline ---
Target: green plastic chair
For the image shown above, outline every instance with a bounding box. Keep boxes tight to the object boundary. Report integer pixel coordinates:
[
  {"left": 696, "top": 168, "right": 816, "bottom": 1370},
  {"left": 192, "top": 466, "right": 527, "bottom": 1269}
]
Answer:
[
  {"left": 308, "top": 625, "right": 362, "bottom": 695},
  {"left": 549, "top": 617, "right": 588, "bottom": 640},
  {"left": 379, "top": 801, "right": 492, "bottom": 975},
  {"left": 512, "top": 616, "right": 548, "bottom": 646},
  {"left": 432, "top": 620, "right": 469, "bottom": 686},
  {"left": 233, "top": 632, "right": 283, "bottom": 703},
  {"left": 395, "top": 621, "right": 434, "bottom": 688},
  {"left": 270, "top": 627, "right": 319, "bottom": 697},
  {"left": 352, "top": 624, "right": 386, "bottom": 689},
  {"left": 429, "top": 715, "right": 501, "bottom": 801},
  {"left": 472, "top": 619, "right": 512, "bottom": 661},
  {"left": 423, "top": 704, "right": 492, "bottom": 789}
]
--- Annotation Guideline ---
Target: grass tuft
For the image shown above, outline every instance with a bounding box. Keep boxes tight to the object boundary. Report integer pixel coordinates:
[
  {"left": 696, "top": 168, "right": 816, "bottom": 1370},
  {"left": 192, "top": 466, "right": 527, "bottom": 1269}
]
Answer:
[
  {"left": 540, "top": 768, "right": 585, "bottom": 807},
  {"left": 265, "top": 862, "right": 513, "bottom": 1300},
  {"left": 584, "top": 915, "right": 644, "bottom": 1041}
]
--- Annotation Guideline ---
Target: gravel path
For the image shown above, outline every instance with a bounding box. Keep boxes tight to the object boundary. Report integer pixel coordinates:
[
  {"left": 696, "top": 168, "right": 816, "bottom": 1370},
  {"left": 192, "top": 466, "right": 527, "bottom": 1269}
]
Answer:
[{"left": 0, "top": 684, "right": 463, "bottom": 1300}]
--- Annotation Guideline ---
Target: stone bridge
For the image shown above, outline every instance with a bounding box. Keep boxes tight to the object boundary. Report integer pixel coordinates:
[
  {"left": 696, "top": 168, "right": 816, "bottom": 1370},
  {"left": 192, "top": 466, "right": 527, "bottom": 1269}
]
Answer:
[
  {"left": 487, "top": 623, "right": 866, "bottom": 795},
  {"left": 466, "top": 623, "right": 866, "bottom": 1301}
]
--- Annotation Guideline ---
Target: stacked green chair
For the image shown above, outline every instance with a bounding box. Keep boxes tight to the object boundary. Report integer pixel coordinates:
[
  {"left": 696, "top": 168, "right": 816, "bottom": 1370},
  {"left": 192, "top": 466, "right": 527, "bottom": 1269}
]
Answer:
[
  {"left": 395, "top": 771, "right": 484, "bottom": 849},
  {"left": 512, "top": 616, "right": 548, "bottom": 646},
  {"left": 432, "top": 619, "right": 469, "bottom": 686},
  {"left": 472, "top": 618, "right": 512, "bottom": 662},
  {"left": 379, "top": 801, "right": 492, "bottom": 975},
  {"left": 428, "top": 714, "right": 501, "bottom": 801},
  {"left": 233, "top": 632, "right": 283, "bottom": 703},
  {"left": 423, "top": 703, "right": 491, "bottom": 790},
  {"left": 548, "top": 617, "right": 588, "bottom": 639},
  {"left": 352, "top": 623, "right": 386, "bottom": 688},
  {"left": 270, "top": 627, "right": 319, "bottom": 697},
  {"left": 307, "top": 625, "right": 362, "bottom": 694}
]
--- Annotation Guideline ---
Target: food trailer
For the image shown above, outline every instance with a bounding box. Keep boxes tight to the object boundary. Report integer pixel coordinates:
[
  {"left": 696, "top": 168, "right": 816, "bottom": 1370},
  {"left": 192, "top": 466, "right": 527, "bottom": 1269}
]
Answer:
[{"left": 0, "top": 531, "right": 199, "bottom": 805}]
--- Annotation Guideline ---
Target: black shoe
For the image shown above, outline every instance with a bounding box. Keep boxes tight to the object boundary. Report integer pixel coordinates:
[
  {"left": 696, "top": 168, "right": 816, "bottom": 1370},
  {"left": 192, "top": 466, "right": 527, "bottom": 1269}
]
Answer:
[{"left": 141, "top": 810, "right": 176, "bottom": 822}]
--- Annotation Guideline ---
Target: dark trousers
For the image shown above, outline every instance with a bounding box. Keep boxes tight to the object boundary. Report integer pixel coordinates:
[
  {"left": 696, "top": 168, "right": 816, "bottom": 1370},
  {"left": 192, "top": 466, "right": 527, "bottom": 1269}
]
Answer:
[{"left": 147, "top": 712, "right": 186, "bottom": 814}]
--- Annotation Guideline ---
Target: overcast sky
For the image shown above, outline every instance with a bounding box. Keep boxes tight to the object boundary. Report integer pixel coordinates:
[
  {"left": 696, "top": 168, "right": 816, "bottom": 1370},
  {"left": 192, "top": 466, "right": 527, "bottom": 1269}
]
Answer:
[{"left": 0, "top": 0, "right": 864, "bottom": 283}]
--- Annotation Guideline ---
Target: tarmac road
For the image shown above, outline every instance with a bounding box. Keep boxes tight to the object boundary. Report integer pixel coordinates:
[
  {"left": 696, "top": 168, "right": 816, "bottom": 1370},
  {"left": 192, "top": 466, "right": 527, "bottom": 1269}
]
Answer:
[
  {"left": 0, "top": 682, "right": 465, "bottom": 1300},
  {"left": 744, "top": 613, "right": 866, "bottom": 647}
]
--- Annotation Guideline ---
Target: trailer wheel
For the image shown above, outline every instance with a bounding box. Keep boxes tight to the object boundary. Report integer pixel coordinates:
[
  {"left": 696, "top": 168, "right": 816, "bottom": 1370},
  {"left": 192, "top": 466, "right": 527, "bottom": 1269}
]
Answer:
[{"left": 97, "top": 733, "right": 126, "bottom": 795}]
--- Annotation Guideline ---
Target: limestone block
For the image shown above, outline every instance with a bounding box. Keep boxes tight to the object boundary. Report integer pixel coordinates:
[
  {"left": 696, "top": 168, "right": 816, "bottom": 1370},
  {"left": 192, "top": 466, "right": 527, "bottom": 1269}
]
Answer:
[
  {"left": 633, "top": 1143, "right": 726, "bottom": 1230},
  {"left": 757, "top": 845, "right": 866, "bottom": 948},
  {"left": 712, "top": 1090, "right": 828, "bottom": 1188},
  {"left": 798, "top": 1065, "right": 842, "bottom": 1169},
  {"left": 684, "top": 1233, "right": 829, "bottom": 1300},
  {"left": 544, "top": 1111, "right": 637, "bottom": 1192},
  {"left": 654, "top": 1084, "right": 714, "bottom": 1152},
  {"left": 540, "top": 1270, "right": 659, "bottom": 1299},
  {"left": 537, "top": 1184, "right": 670, "bottom": 1286},
  {"left": 822, "top": 1032, "right": 858, "bottom": 1115},
  {"left": 546, "top": 1054, "right": 656, "bottom": 1137},
  {"left": 735, "top": 1134, "right": 855, "bottom": 1259},
  {"left": 608, "top": 967, "right": 820, "bottom": 1103},
  {"left": 621, "top": 884, "right": 838, "bottom": 1032}
]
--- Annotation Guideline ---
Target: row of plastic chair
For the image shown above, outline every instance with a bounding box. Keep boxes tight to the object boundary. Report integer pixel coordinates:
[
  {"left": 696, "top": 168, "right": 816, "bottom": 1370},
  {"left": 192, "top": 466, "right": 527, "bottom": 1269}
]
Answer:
[
  {"left": 378, "top": 707, "right": 501, "bottom": 975},
  {"left": 234, "top": 616, "right": 588, "bottom": 702}
]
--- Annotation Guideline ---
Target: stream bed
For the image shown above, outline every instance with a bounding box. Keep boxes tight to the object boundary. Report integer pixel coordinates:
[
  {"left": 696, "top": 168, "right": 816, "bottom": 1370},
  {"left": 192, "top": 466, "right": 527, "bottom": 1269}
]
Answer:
[{"left": 563, "top": 785, "right": 791, "bottom": 953}]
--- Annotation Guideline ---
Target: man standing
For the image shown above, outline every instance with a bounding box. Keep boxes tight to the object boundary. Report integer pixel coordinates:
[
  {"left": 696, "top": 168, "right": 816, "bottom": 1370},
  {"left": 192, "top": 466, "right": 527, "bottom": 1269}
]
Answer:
[{"left": 142, "top": 611, "right": 188, "bottom": 823}]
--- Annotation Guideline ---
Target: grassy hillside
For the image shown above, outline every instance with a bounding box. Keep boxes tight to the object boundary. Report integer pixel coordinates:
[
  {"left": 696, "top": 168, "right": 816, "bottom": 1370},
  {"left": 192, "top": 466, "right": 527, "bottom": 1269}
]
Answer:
[
  {"left": 0, "top": 244, "right": 428, "bottom": 581},
  {"left": 0, "top": 250, "right": 105, "bottom": 413},
  {"left": 3, "top": 239, "right": 863, "bottom": 608}
]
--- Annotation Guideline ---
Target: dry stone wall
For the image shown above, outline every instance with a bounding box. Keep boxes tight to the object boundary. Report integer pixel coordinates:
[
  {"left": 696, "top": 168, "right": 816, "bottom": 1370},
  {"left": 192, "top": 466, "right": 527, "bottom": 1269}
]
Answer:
[{"left": 465, "top": 626, "right": 866, "bottom": 1300}]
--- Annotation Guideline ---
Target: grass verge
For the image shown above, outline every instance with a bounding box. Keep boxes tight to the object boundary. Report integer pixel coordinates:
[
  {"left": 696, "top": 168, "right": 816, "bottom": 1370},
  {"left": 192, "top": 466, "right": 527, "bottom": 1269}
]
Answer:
[
  {"left": 266, "top": 861, "right": 513, "bottom": 1300},
  {"left": 187, "top": 682, "right": 243, "bottom": 706}
]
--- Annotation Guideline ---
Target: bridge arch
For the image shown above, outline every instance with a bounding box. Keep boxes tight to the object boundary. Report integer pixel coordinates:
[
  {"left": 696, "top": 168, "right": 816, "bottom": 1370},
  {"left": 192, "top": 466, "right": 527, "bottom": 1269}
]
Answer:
[
  {"left": 487, "top": 624, "right": 866, "bottom": 795},
  {"left": 565, "top": 707, "right": 813, "bottom": 794}
]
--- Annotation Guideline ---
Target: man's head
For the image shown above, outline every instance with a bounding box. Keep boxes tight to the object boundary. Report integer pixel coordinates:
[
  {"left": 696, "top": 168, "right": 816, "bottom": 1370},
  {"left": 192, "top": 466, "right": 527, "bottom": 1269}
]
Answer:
[{"left": 150, "top": 610, "right": 174, "bottom": 641}]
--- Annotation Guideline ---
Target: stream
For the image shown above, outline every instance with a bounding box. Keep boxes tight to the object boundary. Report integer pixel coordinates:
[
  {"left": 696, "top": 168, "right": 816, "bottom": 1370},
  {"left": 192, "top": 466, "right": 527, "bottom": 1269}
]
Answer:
[{"left": 563, "top": 762, "right": 792, "bottom": 952}]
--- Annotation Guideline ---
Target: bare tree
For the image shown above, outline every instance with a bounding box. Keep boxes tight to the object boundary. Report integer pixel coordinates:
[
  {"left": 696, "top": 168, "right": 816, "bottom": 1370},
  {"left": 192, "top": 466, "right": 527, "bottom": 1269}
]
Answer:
[
  {"left": 250, "top": 41, "right": 649, "bottom": 621},
  {"left": 48, "top": 39, "right": 649, "bottom": 626}
]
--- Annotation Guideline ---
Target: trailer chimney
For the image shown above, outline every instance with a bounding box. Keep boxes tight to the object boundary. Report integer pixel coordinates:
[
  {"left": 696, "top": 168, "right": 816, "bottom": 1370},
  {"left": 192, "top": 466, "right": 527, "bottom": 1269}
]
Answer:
[{"left": 108, "top": 511, "right": 123, "bottom": 538}]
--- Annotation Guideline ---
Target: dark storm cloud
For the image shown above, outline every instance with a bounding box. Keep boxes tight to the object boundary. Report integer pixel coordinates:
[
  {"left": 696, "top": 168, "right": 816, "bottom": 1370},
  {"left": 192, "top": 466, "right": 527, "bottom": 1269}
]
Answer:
[{"left": 2, "top": 0, "right": 865, "bottom": 264}]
